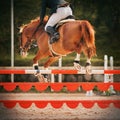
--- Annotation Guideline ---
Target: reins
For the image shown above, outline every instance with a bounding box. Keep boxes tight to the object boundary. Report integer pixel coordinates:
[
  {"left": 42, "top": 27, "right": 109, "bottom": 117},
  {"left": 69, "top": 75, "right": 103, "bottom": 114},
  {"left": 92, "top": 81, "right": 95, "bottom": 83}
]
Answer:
[{"left": 20, "top": 22, "right": 44, "bottom": 52}]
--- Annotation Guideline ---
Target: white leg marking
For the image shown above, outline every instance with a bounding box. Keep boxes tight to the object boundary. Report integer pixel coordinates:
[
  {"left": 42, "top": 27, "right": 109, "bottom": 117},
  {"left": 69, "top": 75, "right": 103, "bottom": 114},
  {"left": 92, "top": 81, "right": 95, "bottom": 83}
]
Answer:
[{"left": 74, "top": 54, "right": 82, "bottom": 71}]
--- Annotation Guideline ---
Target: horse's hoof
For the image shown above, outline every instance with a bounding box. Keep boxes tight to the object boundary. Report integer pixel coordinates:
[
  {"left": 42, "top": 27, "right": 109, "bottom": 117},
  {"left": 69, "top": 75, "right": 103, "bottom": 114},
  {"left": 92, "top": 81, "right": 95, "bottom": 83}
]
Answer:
[
  {"left": 44, "top": 77, "right": 50, "bottom": 83},
  {"left": 43, "top": 74, "right": 50, "bottom": 82},
  {"left": 86, "top": 68, "right": 92, "bottom": 75},
  {"left": 37, "top": 74, "right": 46, "bottom": 82},
  {"left": 85, "top": 63, "right": 92, "bottom": 75},
  {"left": 37, "top": 74, "right": 50, "bottom": 82},
  {"left": 73, "top": 62, "right": 82, "bottom": 71}
]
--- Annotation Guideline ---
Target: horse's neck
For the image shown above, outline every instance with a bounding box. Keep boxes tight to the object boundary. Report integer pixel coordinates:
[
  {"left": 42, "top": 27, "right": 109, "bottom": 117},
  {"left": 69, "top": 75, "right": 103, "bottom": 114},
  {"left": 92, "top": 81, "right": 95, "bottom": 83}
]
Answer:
[{"left": 34, "top": 24, "right": 45, "bottom": 39}]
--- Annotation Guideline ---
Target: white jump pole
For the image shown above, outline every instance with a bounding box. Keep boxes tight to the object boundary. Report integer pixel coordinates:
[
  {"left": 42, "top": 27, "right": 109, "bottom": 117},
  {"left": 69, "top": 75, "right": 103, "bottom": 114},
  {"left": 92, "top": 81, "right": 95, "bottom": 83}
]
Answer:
[
  {"left": 110, "top": 56, "right": 114, "bottom": 82},
  {"left": 11, "top": 0, "right": 14, "bottom": 82},
  {"left": 58, "top": 57, "right": 62, "bottom": 82},
  {"left": 86, "top": 54, "right": 111, "bottom": 96},
  {"left": 109, "top": 56, "right": 115, "bottom": 93},
  {"left": 51, "top": 74, "right": 55, "bottom": 83},
  {"left": 51, "top": 57, "right": 62, "bottom": 83},
  {"left": 104, "top": 55, "right": 109, "bottom": 83},
  {"left": 104, "top": 55, "right": 115, "bottom": 94},
  {"left": 104, "top": 55, "right": 114, "bottom": 83}
]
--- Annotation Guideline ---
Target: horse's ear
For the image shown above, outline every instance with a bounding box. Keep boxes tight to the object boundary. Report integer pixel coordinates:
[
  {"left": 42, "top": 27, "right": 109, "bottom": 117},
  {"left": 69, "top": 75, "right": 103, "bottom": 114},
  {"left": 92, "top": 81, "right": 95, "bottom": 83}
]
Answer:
[
  {"left": 18, "top": 26, "right": 24, "bottom": 33},
  {"left": 17, "top": 27, "right": 22, "bottom": 35}
]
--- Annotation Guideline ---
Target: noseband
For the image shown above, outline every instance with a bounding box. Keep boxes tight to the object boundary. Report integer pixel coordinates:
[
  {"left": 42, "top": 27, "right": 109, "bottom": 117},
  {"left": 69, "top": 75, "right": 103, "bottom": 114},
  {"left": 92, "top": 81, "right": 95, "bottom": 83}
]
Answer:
[{"left": 19, "top": 33, "right": 32, "bottom": 53}]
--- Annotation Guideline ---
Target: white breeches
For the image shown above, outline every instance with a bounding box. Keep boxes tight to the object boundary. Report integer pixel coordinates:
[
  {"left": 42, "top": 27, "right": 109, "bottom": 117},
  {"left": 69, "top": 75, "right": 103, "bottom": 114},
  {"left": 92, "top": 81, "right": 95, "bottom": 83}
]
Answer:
[{"left": 45, "top": 6, "right": 73, "bottom": 31}]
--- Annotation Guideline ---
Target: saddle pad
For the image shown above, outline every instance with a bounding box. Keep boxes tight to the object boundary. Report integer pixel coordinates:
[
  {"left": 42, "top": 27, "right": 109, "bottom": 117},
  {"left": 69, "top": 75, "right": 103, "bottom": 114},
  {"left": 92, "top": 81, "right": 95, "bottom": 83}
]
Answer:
[{"left": 56, "top": 19, "right": 75, "bottom": 29}]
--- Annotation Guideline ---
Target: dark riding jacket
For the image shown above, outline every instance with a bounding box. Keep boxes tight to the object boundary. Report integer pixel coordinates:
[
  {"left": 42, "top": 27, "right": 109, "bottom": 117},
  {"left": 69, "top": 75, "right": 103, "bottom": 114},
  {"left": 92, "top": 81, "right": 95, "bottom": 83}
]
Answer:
[{"left": 40, "top": 0, "right": 69, "bottom": 22}]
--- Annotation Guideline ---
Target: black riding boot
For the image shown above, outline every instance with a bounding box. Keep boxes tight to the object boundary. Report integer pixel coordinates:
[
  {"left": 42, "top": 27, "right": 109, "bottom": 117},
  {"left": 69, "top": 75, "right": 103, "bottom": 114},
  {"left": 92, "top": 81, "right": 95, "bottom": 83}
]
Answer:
[{"left": 46, "top": 26, "right": 60, "bottom": 44}]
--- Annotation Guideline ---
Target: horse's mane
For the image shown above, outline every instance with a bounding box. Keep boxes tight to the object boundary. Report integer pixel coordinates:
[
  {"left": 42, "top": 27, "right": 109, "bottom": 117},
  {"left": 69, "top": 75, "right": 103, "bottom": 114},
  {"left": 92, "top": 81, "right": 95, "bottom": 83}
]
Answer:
[{"left": 19, "top": 16, "right": 49, "bottom": 33}]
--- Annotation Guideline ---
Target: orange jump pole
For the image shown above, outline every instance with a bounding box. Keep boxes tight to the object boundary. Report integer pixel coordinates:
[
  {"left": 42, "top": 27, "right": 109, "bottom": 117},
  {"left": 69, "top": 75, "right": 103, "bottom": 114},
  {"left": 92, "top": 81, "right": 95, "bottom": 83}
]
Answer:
[{"left": 0, "top": 69, "right": 120, "bottom": 74}]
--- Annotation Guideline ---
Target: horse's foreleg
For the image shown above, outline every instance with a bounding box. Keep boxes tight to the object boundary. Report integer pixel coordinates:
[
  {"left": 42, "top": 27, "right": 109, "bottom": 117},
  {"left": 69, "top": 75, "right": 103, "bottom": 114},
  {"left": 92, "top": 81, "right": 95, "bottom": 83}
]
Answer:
[
  {"left": 33, "top": 50, "right": 42, "bottom": 70},
  {"left": 32, "top": 50, "right": 48, "bottom": 82},
  {"left": 33, "top": 55, "right": 60, "bottom": 82},
  {"left": 40, "top": 56, "right": 59, "bottom": 82},
  {"left": 74, "top": 53, "right": 82, "bottom": 71}
]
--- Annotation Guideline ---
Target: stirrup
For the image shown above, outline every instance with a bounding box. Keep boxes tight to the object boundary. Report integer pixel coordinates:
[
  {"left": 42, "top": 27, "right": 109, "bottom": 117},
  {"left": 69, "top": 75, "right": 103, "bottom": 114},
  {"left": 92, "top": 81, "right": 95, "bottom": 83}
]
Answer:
[
  {"left": 49, "top": 33, "right": 60, "bottom": 44},
  {"left": 50, "top": 37, "right": 56, "bottom": 44}
]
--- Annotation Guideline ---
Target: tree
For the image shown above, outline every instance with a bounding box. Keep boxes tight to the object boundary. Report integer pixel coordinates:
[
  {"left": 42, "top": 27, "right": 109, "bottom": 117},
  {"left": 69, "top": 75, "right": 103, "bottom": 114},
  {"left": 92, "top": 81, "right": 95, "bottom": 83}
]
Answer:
[{"left": 95, "top": 0, "right": 119, "bottom": 41}]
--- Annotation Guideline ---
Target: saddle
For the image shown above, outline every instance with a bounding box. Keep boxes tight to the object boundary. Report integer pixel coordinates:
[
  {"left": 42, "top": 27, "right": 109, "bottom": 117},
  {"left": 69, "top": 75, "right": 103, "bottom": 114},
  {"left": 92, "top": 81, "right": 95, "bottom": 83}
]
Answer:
[
  {"left": 55, "top": 15, "right": 75, "bottom": 29},
  {"left": 48, "top": 15, "right": 75, "bottom": 44}
]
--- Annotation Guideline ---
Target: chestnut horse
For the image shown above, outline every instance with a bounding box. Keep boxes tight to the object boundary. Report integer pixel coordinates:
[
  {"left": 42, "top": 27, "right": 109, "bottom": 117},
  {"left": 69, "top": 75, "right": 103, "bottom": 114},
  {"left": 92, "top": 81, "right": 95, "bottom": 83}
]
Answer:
[{"left": 19, "top": 16, "right": 96, "bottom": 82}]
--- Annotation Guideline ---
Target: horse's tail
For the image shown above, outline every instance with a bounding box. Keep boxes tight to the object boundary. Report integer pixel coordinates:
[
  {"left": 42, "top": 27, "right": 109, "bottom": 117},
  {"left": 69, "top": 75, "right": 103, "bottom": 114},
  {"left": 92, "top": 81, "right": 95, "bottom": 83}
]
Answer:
[{"left": 80, "top": 20, "right": 96, "bottom": 57}]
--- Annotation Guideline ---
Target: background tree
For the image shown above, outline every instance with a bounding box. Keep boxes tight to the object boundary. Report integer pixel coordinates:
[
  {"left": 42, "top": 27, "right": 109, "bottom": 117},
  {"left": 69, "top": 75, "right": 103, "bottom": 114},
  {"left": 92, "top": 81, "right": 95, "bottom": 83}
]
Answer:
[{"left": 0, "top": 0, "right": 119, "bottom": 66}]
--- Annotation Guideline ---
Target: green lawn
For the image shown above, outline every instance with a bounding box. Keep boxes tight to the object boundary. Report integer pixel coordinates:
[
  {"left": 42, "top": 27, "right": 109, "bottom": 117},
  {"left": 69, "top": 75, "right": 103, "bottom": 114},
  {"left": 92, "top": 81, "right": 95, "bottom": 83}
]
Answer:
[{"left": 0, "top": 52, "right": 116, "bottom": 67}]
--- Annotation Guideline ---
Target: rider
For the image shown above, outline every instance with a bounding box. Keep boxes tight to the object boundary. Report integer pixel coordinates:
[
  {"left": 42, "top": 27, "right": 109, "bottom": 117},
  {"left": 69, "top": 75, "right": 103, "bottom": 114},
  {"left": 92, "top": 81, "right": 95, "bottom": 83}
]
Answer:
[{"left": 40, "top": 0, "right": 73, "bottom": 44}]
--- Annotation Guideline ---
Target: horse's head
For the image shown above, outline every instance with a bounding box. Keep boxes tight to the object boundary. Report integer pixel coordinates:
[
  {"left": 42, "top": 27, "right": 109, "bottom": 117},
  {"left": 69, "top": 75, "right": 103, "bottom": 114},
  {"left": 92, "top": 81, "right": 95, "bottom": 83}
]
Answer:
[
  {"left": 18, "top": 16, "right": 48, "bottom": 58},
  {"left": 19, "top": 25, "right": 30, "bottom": 58}
]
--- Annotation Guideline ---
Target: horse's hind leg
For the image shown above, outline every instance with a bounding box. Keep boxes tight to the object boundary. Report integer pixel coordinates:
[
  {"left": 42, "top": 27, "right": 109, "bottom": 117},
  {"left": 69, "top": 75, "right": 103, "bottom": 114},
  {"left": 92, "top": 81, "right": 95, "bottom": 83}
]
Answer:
[
  {"left": 85, "top": 58, "right": 92, "bottom": 74},
  {"left": 74, "top": 53, "right": 82, "bottom": 71},
  {"left": 83, "top": 49, "right": 93, "bottom": 75}
]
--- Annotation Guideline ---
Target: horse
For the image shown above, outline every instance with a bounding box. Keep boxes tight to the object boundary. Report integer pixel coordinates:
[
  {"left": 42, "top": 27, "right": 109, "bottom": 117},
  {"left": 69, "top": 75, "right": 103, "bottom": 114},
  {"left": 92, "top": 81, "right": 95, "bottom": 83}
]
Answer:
[{"left": 19, "top": 16, "right": 96, "bottom": 82}]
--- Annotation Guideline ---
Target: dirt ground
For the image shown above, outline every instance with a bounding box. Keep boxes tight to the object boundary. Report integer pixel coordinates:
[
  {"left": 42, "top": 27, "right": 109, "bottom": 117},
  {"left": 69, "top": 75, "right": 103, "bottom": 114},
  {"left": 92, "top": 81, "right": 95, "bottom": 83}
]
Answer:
[{"left": 0, "top": 93, "right": 120, "bottom": 120}]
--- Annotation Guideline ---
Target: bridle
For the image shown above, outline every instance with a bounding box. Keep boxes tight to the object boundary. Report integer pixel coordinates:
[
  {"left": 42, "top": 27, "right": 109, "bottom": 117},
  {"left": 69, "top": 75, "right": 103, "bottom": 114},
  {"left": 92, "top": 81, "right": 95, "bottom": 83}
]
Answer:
[
  {"left": 19, "top": 32, "right": 32, "bottom": 54},
  {"left": 19, "top": 22, "right": 44, "bottom": 55},
  {"left": 19, "top": 31, "right": 39, "bottom": 54}
]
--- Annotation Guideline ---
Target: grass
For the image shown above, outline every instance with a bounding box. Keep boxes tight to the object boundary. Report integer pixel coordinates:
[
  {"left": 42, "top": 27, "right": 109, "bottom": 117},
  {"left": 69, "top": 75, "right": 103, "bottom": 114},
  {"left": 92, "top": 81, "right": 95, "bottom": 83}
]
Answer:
[
  {"left": 14, "top": 52, "right": 104, "bottom": 67},
  {"left": 0, "top": 51, "right": 119, "bottom": 67}
]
